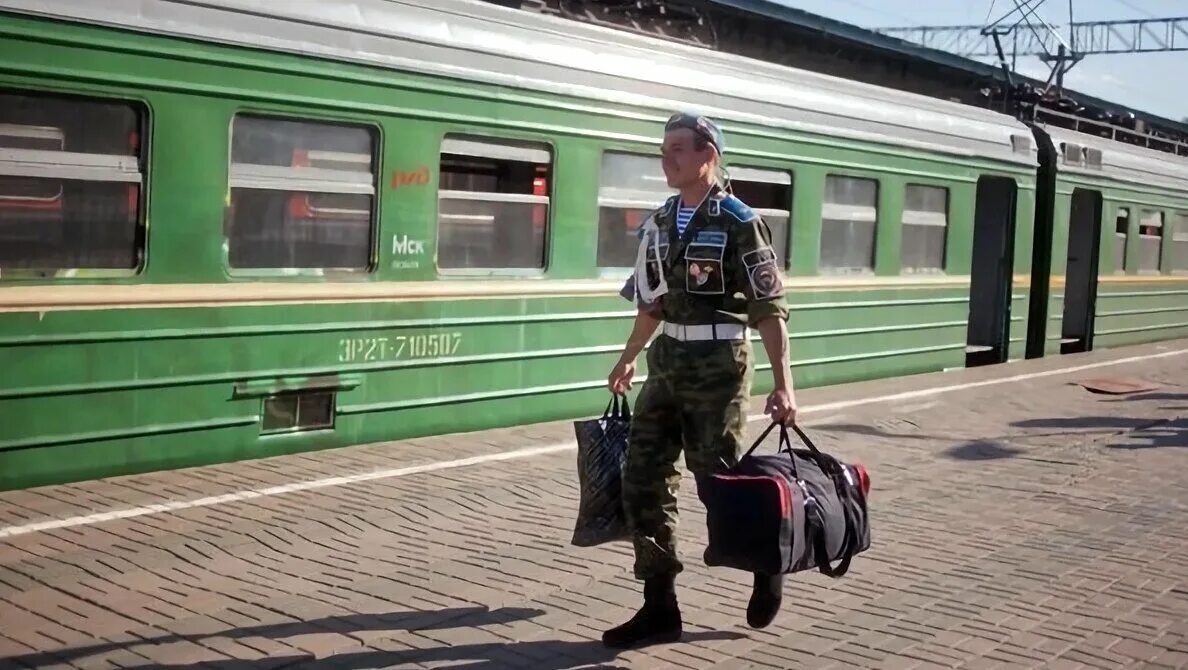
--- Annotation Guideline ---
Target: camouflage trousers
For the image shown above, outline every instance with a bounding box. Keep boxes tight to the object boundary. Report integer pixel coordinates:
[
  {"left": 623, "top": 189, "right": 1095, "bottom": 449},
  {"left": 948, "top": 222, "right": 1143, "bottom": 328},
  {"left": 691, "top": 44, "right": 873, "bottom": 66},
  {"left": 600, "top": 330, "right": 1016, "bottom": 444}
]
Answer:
[{"left": 624, "top": 332, "right": 753, "bottom": 580}]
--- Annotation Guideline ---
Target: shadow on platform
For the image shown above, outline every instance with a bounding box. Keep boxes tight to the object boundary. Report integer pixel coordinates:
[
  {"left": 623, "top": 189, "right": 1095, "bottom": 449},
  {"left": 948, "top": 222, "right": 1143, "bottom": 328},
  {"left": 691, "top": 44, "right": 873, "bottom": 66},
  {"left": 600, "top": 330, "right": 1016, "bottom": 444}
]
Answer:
[
  {"left": 813, "top": 422, "right": 1028, "bottom": 461},
  {"left": 1106, "top": 417, "right": 1187, "bottom": 450},
  {"left": 942, "top": 440, "right": 1025, "bottom": 461},
  {"left": 1010, "top": 416, "right": 1187, "bottom": 450},
  {"left": 816, "top": 398, "right": 1187, "bottom": 459},
  {"left": 5, "top": 606, "right": 540, "bottom": 667},
  {"left": 1097, "top": 391, "right": 1188, "bottom": 404},
  {"left": 8, "top": 603, "right": 744, "bottom": 670},
  {"left": 98, "top": 633, "right": 738, "bottom": 670},
  {"left": 1011, "top": 415, "right": 1167, "bottom": 430}
]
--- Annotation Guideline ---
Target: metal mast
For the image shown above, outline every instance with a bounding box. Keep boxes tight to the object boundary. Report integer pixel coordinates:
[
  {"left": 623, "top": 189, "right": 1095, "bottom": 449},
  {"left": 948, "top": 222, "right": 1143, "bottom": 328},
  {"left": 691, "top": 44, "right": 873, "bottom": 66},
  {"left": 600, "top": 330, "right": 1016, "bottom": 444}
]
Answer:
[{"left": 875, "top": 15, "right": 1188, "bottom": 58}]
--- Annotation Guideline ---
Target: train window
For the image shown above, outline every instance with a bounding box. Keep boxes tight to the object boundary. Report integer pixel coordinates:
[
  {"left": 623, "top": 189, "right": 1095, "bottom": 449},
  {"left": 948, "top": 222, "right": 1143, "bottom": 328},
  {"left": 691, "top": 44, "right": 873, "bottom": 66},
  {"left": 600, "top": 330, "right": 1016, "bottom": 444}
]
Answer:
[
  {"left": 437, "top": 135, "right": 551, "bottom": 271},
  {"left": 728, "top": 167, "right": 792, "bottom": 269},
  {"left": 1173, "top": 212, "right": 1188, "bottom": 273},
  {"left": 1114, "top": 207, "right": 1129, "bottom": 273},
  {"left": 0, "top": 91, "right": 145, "bottom": 272},
  {"left": 226, "top": 115, "right": 376, "bottom": 271},
  {"left": 901, "top": 184, "right": 949, "bottom": 273},
  {"left": 1137, "top": 210, "right": 1164, "bottom": 272},
  {"left": 596, "top": 152, "right": 670, "bottom": 267},
  {"left": 820, "top": 175, "right": 877, "bottom": 274}
]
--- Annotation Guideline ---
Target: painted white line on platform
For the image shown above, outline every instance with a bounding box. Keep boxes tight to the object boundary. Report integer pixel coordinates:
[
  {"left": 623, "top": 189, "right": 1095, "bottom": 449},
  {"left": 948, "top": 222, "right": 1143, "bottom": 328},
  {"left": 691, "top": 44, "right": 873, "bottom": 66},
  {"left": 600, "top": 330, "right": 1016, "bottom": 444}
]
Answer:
[
  {"left": 0, "top": 443, "right": 575, "bottom": 539},
  {"left": 748, "top": 347, "right": 1185, "bottom": 420},
  {"left": 1, "top": 346, "right": 1183, "bottom": 540}
]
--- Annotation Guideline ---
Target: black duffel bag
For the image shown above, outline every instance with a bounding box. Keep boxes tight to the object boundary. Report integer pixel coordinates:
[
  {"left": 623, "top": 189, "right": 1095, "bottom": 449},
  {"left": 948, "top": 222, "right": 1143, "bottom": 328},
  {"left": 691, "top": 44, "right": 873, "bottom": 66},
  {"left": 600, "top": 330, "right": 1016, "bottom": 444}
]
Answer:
[{"left": 699, "top": 422, "right": 871, "bottom": 577}]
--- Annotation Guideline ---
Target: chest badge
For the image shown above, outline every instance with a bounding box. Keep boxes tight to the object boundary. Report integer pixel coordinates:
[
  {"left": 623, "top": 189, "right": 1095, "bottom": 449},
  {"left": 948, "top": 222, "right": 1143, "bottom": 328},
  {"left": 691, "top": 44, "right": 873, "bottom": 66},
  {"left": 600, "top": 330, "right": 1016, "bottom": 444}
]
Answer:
[{"left": 688, "top": 262, "right": 715, "bottom": 286}]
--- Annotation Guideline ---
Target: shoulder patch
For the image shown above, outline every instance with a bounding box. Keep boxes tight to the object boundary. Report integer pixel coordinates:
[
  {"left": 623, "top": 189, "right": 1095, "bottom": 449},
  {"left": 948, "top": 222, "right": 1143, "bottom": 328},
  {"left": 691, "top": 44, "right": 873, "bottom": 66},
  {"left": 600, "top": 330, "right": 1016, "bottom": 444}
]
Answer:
[
  {"left": 717, "top": 195, "right": 758, "bottom": 223},
  {"left": 660, "top": 195, "right": 679, "bottom": 216}
]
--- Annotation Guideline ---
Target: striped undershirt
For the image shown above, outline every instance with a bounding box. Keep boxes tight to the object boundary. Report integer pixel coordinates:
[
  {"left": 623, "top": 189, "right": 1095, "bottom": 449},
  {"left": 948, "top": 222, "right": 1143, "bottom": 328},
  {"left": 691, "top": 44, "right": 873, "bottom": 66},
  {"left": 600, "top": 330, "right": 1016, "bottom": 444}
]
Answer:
[{"left": 675, "top": 205, "right": 696, "bottom": 236}]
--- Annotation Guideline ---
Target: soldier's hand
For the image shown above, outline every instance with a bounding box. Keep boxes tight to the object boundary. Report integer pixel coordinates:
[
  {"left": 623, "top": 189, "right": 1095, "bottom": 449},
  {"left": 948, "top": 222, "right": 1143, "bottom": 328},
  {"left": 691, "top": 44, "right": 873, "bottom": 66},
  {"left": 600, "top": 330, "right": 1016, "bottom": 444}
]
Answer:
[
  {"left": 608, "top": 360, "right": 636, "bottom": 394},
  {"left": 765, "top": 387, "right": 797, "bottom": 425}
]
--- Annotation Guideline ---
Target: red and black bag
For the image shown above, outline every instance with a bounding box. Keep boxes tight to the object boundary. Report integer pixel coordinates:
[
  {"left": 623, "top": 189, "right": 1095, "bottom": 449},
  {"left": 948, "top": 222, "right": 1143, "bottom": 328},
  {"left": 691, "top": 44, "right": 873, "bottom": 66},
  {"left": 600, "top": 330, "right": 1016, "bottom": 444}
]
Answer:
[{"left": 699, "top": 422, "right": 871, "bottom": 577}]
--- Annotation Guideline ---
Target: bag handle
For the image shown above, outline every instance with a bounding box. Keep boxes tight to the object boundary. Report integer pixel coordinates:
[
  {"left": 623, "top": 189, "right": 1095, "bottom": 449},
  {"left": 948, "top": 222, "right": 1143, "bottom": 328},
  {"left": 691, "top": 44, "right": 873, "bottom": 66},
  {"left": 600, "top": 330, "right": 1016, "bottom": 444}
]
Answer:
[
  {"left": 740, "top": 420, "right": 805, "bottom": 481},
  {"left": 740, "top": 420, "right": 780, "bottom": 460},
  {"left": 739, "top": 421, "right": 814, "bottom": 479},
  {"left": 603, "top": 392, "right": 632, "bottom": 422},
  {"left": 742, "top": 421, "right": 823, "bottom": 459},
  {"left": 788, "top": 424, "right": 824, "bottom": 458},
  {"left": 812, "top": 474, "right": 865, "bottom": 579},
  {"left": 780, "top": 423, "right": 863, "bottom": 578},
  {"left": 809, "top": 503, "right": 856, "bottom": 578}
]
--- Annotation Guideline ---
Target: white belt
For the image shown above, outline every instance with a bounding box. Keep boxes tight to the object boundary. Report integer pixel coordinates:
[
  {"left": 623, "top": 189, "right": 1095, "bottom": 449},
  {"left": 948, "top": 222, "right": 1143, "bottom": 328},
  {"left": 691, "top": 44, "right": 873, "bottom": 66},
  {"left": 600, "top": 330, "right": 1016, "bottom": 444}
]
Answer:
[{"left": 662, "top": 322, "right": 747, "bottom": 342}]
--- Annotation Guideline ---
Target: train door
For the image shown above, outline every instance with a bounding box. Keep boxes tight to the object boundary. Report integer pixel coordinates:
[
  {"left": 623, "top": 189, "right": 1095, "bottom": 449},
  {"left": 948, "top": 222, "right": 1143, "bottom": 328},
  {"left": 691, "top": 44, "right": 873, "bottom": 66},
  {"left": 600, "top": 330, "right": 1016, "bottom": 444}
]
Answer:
[
  {"left": 966, "top": 176, "right": 1018, "bottom": 367},
  {"left": 1060, "top": 188, "right": 1103, "bottom": 354}
]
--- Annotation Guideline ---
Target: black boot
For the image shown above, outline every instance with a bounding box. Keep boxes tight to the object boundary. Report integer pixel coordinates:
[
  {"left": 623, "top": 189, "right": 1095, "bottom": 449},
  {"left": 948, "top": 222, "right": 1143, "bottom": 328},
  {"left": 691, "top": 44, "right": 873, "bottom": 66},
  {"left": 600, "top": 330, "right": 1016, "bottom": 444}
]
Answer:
[
  {"left": 602, "top": 574, "right": 683, "bottom": 649},
  {"left": 746, "top": 572, "right": 784, "bottom": 629}
]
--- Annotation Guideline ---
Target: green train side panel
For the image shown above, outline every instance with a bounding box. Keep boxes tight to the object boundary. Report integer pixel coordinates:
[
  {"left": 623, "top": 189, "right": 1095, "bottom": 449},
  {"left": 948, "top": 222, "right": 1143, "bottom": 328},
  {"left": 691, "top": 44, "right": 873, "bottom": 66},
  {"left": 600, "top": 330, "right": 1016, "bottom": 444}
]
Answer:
[
  {"left": 0, "top": 12, "right": 1031, "bottom": 285},
  {"left": 0, "top": 11, "right": 1049, "bottom": 490},
  {"left": 0, "top": 287, "right": 974, "bottom": 490},
  {"left": 1041, "top": 175, "right": 1188, "bottom": 353},
  {"left": 1095, "top": 286, "right": 1188, "bottom": 345}
]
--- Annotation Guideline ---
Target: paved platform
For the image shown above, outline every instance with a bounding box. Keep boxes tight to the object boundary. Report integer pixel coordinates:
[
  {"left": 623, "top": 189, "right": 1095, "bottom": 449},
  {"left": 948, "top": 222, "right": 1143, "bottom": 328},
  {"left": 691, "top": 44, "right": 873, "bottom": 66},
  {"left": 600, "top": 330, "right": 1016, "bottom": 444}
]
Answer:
[{"left": 2, "top": 339, "right": 1188, "bottom": 670}]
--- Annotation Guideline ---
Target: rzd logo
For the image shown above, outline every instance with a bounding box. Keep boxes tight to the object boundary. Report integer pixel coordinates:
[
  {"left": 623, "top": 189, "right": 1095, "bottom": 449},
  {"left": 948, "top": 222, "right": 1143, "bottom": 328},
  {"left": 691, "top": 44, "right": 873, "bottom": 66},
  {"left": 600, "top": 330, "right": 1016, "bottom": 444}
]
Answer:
[{"left": 390, "top": 166, "right": 431, "bottom": 189}]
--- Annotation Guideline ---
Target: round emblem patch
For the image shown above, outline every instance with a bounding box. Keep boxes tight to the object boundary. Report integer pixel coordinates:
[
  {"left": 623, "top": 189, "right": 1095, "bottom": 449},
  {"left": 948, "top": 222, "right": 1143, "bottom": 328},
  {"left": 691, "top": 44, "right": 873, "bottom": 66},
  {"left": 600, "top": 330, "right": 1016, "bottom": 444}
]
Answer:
[{"left": 752, "top": 265, "right": 782, "bottom": 296}]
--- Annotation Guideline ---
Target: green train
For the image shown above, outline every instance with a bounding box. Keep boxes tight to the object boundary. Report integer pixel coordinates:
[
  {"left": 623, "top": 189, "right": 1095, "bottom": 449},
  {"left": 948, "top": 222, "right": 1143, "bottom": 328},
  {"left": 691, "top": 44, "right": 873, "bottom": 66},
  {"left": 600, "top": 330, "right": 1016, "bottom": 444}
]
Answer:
[{"left": 0, "top": 0, "right": 1185, "bottom": 491}]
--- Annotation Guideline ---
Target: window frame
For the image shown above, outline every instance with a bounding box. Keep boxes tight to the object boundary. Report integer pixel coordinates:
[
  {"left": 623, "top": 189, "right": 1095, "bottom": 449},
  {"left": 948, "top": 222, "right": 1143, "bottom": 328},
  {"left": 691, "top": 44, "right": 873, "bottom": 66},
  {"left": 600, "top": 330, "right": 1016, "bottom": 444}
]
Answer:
[
  {"left": 223, "top": 110, "right": 383, "bottom": 278},
  {"left": 726, "top": 164, "right": 795, "bottom": 270},
  {"left": 1113, "top": 204, "right": 1130, "bottom": 274},
  {"left": 819, "top": 172, "right": 880, "bottom": 275},
  {"left": 434, "top": 131, "right": 556, "bottom": 277},
  {"left": 899, "top": 182, "right": 951, "bottom": 275},
  {"left": 594, "top": 149, "right": 671, "bottom": 273},
  {"left": 1172, "top": 211, "right": 1188, "bottom": 275},
  {"left": 0, "top": 87, "right": 151, "bottom": 279},
  {"left": 1136, "top": 208, "right": 1165, "bottom": 274}
]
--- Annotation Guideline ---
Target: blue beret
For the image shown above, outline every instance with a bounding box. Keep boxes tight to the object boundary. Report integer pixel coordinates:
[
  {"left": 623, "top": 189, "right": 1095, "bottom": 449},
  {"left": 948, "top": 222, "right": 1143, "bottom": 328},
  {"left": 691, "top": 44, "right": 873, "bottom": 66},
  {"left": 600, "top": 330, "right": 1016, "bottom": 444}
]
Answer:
[{"left": 665, "top": 112, "right": 725, "bottom": 155}]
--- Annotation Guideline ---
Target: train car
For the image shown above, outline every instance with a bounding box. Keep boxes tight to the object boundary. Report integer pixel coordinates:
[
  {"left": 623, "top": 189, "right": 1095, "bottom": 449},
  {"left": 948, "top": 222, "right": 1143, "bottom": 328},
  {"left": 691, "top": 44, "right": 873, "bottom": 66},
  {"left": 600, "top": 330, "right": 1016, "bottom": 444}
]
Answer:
[
  {"left": 0, "top": 0, "right": 1183, "bottom": 491},
  {"left": 1029, "top": 126, "right": 1188, "bottom": 356}
]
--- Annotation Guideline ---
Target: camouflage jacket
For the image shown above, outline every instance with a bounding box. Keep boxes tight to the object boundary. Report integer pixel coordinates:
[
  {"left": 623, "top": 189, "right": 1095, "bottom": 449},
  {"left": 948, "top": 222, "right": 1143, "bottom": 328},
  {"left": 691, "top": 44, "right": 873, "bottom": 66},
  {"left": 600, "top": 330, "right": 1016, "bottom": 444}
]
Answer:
[{"left": 619, "top": 185, "right": 789, "bottom": 328}]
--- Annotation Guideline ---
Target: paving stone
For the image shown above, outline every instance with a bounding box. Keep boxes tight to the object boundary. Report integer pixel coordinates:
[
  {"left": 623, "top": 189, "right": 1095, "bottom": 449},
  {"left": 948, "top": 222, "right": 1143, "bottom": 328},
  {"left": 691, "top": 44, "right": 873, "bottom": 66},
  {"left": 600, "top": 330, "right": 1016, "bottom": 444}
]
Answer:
[{"left": 1, "top": 339, "right": 1186, "bottom": 669}]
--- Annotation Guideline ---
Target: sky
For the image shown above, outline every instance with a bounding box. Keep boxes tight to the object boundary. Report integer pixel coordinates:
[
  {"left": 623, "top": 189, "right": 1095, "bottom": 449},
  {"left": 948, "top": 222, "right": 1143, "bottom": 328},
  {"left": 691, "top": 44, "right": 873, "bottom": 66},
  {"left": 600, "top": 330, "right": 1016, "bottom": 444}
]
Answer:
[{"left": 770, "top": 0, "right": 1186, "bottom": 122}]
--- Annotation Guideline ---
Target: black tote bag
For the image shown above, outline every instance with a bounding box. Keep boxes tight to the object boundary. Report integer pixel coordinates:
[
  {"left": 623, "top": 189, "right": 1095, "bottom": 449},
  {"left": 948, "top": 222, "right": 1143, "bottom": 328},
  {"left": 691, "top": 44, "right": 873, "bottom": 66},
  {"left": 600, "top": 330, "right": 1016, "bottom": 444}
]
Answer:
[{"left": 570, "top": 393, "right": 632, "bottom": 547}]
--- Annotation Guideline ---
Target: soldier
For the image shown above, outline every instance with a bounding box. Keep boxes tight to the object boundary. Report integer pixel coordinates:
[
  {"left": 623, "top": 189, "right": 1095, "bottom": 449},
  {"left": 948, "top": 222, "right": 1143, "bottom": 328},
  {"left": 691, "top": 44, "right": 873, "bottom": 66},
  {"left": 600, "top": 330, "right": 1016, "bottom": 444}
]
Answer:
[{"left": 604, "top": 112, "right": 798, "bottom": 649}]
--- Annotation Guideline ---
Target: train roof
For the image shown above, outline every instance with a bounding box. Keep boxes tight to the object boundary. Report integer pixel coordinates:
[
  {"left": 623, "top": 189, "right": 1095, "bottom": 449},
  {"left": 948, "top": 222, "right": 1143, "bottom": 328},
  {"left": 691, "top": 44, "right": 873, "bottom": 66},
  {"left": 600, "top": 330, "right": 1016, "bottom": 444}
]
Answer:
[
  {"left": 1045, "top": 126, "right": 1188, "bottom": 195},
  {"left": 0, "top": 0, "right": 1039, "bottom": 167}
]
